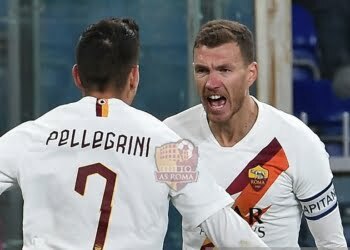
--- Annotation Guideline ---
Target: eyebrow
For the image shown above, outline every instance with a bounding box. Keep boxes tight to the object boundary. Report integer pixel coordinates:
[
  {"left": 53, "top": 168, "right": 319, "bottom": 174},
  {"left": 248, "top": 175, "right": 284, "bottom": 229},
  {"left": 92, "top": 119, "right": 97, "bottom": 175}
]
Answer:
[
  {"left": 215, "top": 64, "right": 232, "bottom": 69},
  {"left": 193, "top": 63, "right": 207, "bottom": 68},
  {"left": 193, "top": 63, "right": 233, "bottom": 70}
]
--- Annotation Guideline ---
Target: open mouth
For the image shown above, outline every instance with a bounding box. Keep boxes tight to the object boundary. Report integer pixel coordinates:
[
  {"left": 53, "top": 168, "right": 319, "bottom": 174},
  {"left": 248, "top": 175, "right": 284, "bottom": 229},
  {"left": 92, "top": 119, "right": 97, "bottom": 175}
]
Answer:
[{"left": 207, "top": 95, "right": 226, "bottom": 110}]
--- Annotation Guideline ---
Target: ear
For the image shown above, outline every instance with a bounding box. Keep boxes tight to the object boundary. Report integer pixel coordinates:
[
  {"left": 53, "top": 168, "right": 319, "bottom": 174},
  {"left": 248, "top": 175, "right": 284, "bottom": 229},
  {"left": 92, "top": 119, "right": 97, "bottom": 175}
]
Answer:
[
  {"left": 129, "top": 65, "right": 139, "bottom": 93},
  {"left": 247, "top": 62, "right": 258, "bottom": 87},
  {"left": 72, "top": 64, "right": 85, "bottom": 92},
  {"left": 123, "top": 65, "right": 140, "bottom": 105}
]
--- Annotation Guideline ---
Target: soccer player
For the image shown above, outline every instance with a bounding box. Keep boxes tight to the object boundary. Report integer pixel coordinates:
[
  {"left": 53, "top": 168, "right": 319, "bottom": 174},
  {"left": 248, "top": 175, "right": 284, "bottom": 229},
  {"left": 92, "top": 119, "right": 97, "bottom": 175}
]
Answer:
[
  {"left": 164, "top": 19, "right": 348, "bottom": 249},
  {"left": 0, "top": 18, "right": 267, "bottom": 249}
]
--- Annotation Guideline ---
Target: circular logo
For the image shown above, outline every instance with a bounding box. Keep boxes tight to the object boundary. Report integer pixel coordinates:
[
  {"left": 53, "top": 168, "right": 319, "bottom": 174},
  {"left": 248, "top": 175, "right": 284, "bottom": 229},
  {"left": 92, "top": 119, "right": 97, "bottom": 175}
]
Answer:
[{"left": 98, "top": 99, "right": 107, "bottom": 105}]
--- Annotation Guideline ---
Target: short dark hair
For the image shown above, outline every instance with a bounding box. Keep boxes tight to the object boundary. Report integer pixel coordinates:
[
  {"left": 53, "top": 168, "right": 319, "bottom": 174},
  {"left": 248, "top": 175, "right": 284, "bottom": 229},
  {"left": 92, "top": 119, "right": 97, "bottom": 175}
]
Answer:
[
  {"left": 76, "top": 17, "right": 139, "bottom": 91},
  {"left": 193, "top": 19, "right": 255, "bottom": 65}
]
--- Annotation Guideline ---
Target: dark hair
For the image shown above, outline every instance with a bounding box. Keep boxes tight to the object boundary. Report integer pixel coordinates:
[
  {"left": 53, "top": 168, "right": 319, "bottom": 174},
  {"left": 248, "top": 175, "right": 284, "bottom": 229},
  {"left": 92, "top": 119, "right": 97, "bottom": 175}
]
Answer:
[
  {"left": 76, "top": 17, "right": 139, "bottom": 91},
  {"left": 193, "top": 19, "right": 255, "bottom": 65}
]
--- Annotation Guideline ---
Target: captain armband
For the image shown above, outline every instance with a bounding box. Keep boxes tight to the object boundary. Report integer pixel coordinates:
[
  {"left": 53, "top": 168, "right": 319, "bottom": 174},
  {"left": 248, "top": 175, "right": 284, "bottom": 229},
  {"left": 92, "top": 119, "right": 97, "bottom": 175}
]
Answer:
[{"left": 299, "top": 181, "right": 338, "bottom": 220}]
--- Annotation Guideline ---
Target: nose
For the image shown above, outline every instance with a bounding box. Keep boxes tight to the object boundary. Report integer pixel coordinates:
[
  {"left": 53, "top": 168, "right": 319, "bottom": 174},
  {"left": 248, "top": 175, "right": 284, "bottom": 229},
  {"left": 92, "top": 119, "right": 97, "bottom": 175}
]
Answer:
[{"left": 205, "top": 72, "right": 221, "bottom": 90}]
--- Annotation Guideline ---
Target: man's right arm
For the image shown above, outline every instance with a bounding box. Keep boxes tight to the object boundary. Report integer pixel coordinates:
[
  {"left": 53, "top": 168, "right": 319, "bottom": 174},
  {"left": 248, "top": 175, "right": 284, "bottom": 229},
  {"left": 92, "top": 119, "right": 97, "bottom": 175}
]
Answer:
[
  {"left": 170, "top": 157, "right": 267, "bottom": 248},
  {"left": 0, "top": 129, "right": 22, "bottom": 195}
]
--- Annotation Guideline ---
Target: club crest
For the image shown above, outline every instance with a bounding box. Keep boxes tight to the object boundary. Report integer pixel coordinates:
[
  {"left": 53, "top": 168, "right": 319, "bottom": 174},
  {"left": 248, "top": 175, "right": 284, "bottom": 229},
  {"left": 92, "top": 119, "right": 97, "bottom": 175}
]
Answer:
[{"left": 248, "top": 165, "right": 269, "bottom": 191}]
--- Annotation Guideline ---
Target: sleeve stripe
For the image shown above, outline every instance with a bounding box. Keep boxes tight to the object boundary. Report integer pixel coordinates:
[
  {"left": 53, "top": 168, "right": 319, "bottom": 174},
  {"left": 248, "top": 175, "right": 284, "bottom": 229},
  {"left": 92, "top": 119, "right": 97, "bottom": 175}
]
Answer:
[
  {"left": 304, "top": 202, "right": 338, "bottom": 221},
  {"left": 299, "top": 180, "right": 333, "bottom": 202}
]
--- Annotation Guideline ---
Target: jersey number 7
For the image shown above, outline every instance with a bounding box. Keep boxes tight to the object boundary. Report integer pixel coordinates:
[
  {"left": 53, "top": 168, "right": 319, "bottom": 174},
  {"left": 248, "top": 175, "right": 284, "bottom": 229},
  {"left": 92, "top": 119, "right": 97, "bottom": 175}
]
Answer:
[{"left": 75, "top": 163, "right": 117, "bottom": 250}]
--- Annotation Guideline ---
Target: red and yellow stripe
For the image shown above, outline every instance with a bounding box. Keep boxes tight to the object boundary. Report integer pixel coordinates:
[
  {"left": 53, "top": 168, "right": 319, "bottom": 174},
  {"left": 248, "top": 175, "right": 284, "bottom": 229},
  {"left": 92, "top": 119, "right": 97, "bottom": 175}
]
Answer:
[
  {"left": 201, "top": 138, "right": 289, "bottom": 249},
  {"left": 96, "top": 99, "right": 109, "bottom": 117}
]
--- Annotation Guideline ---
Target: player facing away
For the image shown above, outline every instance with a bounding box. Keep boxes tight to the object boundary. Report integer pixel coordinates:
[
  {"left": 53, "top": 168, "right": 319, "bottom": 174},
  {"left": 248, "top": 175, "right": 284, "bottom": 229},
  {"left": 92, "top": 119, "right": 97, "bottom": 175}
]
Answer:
[
  {"left": 0, "top": 18, "right": 268, "bottom": 249},
  {"left": 164, "top": 19, "right": 348, "bottom": 249}
]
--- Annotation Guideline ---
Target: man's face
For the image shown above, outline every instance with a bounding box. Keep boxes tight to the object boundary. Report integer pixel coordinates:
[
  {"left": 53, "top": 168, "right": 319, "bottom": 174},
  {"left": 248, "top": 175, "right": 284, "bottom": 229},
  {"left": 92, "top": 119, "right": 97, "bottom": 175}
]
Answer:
[{"left": 193, "top": 42, "right": 256, "bottom": 124}]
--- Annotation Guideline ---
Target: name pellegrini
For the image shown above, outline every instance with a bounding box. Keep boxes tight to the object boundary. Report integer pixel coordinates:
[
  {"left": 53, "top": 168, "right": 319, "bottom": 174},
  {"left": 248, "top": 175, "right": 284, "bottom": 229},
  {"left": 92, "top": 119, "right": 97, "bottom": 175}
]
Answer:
[{"left": 46, "top": 129, "right": 151, "bottom": 157}]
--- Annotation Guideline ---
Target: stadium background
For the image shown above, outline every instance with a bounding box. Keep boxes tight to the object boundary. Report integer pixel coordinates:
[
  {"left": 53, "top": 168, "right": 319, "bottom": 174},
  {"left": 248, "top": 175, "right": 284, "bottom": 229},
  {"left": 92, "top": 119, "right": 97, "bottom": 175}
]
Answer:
[{"left": 0, "top": 0, "right": 349, "bottom": 249}]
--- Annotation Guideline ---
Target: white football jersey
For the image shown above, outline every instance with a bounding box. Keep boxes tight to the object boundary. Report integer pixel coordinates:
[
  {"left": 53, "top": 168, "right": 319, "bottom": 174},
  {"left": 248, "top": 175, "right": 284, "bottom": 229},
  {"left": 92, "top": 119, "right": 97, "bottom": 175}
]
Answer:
[
  {"left": 0, "top": 96, "right": 233, "bottom": 250},
  {"left": 164, "top": 96, "right": 341, "bottom": 248}
]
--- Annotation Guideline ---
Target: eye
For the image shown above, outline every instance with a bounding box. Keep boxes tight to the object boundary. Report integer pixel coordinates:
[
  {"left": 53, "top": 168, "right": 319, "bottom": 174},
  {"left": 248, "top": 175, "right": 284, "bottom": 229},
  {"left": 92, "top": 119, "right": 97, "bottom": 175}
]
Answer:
[
  {"left": 194, "top": 67, "right": 209, "bottom": 76},
  {"left": 194, "top": 67, "right": 208, "bottom": 74},
  {"left": 219, "top": 68, "right": 231, "bottom": 73}
]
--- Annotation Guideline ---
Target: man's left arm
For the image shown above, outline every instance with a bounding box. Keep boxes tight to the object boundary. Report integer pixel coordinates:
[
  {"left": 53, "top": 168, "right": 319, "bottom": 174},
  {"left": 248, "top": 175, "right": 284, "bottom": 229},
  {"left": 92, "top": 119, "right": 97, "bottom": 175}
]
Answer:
[
  {"left": 0, "top": 131, "right": 22, "bottom": 195},
  {"left": 294, "top": 136, "right": 347, "bottom": 248},
  {"left": 307, "top": 206, "right": 347, "bottom": 248},
  {"left": 299, "top": 180, "right": 347, "bottom": 248}
]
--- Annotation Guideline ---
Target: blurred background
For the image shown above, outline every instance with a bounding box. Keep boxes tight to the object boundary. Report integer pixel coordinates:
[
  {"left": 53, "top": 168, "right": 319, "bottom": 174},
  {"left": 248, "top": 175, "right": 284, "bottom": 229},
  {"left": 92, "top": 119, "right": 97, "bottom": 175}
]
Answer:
[{"left": 0, "top": 0, "right": 350, "bottom": 249}]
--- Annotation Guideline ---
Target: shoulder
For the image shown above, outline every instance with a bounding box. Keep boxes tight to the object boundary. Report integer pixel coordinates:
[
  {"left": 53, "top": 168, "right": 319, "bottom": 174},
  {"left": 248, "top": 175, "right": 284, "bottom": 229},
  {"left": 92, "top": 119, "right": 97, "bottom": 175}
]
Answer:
[
  {"left": 164, "top": 104, "right": 203, "bottom": 126},
  {"left": 0, "top": 121, "right": 35, "bottom": 150},
  {"left": 257, "top": 101, "right": 331, "bottom": 181},
  {"left": 259, "top": 100, "right": 322, "bottom": 146},
  {"left": 35, "top": 102, "right": 79, "bottom": 125},
  {"left": 130, "top": 105, "right": 177, "bottom": 132},
  {"left": 0, "top": 102, "right": 80, "bottom": 149},
  {"left": 123, "top": 104, "right": 182, "bottom": 143},
  {"left": 163, "top": 104, "right": 204, "bottom": 136}
]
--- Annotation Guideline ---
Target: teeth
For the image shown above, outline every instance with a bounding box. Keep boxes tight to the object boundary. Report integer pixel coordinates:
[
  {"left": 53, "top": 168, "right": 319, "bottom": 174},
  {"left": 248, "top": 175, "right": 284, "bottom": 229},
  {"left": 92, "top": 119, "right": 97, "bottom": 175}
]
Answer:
[{"left": 209, "top": 95, "right": 221, "bottom": 100}]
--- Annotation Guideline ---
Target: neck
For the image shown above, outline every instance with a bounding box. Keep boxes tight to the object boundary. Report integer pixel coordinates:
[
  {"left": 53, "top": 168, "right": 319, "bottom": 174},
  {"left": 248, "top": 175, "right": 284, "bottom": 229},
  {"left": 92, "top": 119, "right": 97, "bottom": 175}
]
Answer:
[
  {"left": 85, "top": 92, "right": 121, "bottom": 99},
  {"left": 208, "top": 96, "right": 258, "bottom": 147},
  {"left": 83, "top": 88, "right": 131, "bottom": 104}
]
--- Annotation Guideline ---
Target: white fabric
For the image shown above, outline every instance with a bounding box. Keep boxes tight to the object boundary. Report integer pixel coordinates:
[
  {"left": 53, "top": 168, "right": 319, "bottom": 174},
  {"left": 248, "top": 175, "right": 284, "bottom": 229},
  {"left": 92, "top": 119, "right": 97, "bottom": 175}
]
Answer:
[
  {"left": 164, "top": 96, "right": 347, "bottom": 248},
  {"left": 0, "top": 96, "right": 235, "bottom": 250},
  {"left": 307, "top": 208, "right": 347, "bottom": 248},
  {"left": 200, "top": 206, "right": 268, "bottom": 248}
]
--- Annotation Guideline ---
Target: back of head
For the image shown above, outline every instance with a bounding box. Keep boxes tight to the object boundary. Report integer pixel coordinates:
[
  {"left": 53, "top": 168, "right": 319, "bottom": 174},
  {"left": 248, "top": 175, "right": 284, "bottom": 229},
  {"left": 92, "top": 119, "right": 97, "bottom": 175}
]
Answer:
[
  {"left": 76, "top": 17, "right": 139, "bottom": 92},
  {"left": 194, "top": 19, "right": 255, "bottom": 65}
]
